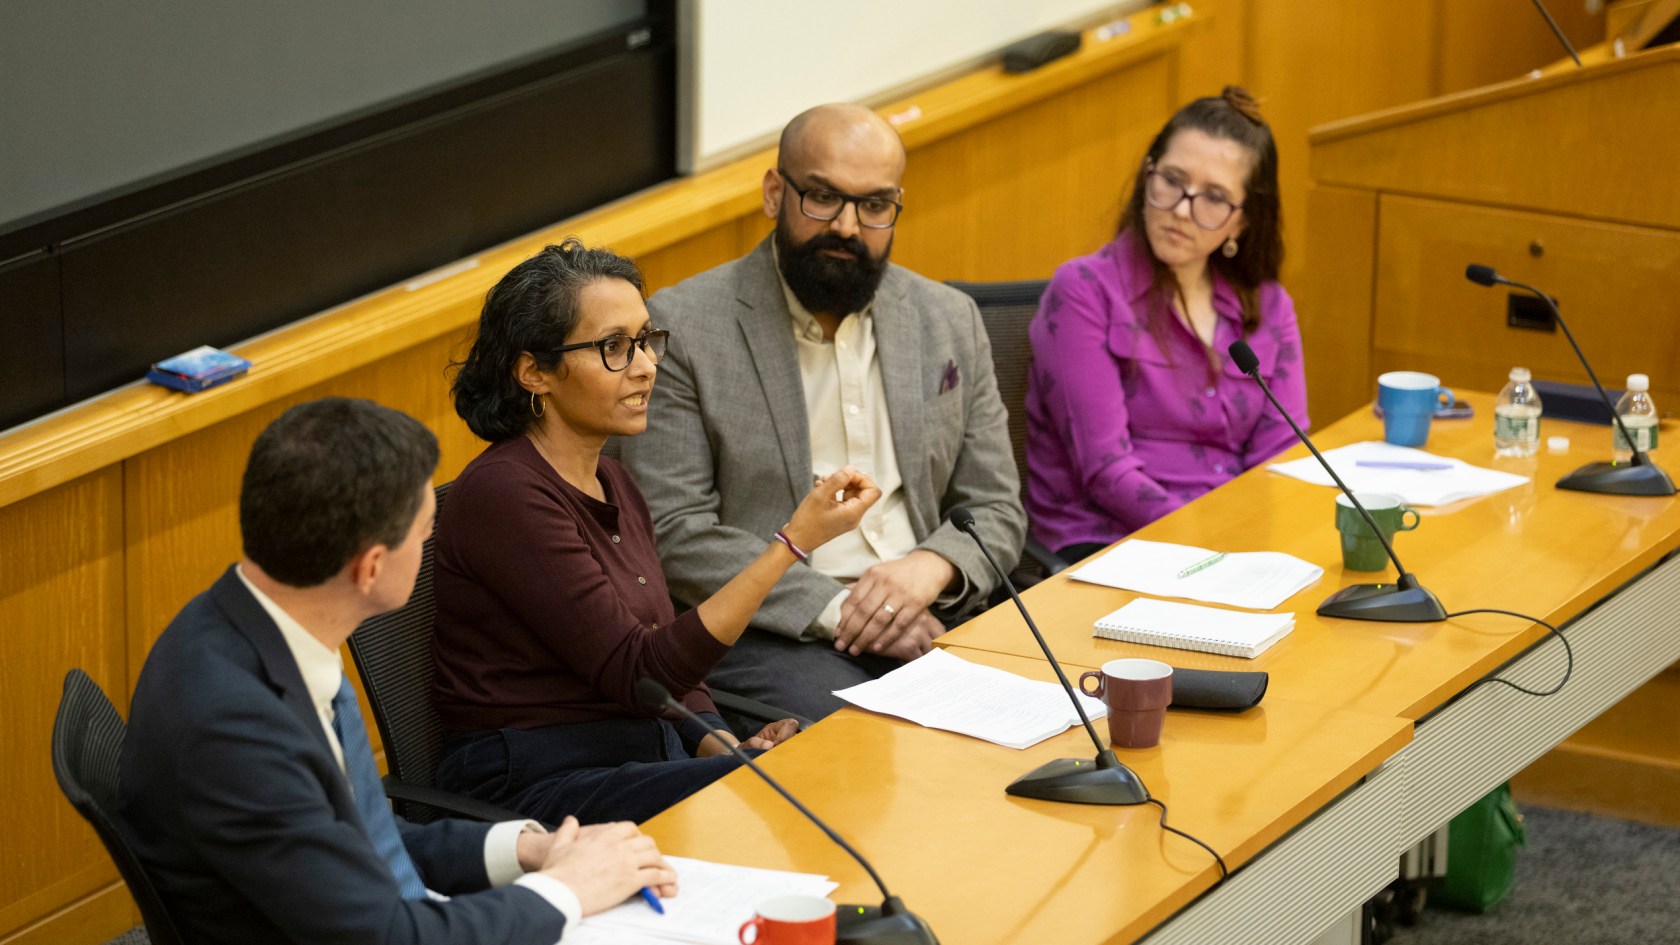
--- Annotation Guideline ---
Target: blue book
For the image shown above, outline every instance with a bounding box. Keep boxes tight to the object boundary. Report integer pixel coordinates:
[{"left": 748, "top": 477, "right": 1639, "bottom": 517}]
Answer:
[{"left": 147, "top": 346, "right": 252, "bottom": 393}]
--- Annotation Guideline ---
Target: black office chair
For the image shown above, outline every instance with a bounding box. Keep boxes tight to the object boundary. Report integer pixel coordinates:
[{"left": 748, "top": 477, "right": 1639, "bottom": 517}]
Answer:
[
  {"left": 51, "top": 669, "right": 185, "bottom": 945},
  {"left": 347, "top": 482, "right": 529, "bottom": 825},
  {"left": 947, "top": 278, "right": 1071, "bottom": 579}
]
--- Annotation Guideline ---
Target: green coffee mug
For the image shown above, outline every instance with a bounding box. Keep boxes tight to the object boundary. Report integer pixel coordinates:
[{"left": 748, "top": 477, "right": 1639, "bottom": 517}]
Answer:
[{"left": 1336, "top": 492, "right": 1420, "bottom": 572}]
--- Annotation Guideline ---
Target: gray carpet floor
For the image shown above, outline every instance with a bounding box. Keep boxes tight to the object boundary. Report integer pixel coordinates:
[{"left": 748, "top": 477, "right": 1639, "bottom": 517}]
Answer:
[
  {"left": 102, "top": 806, "right": 1677, "bottom": 945},
  {"left": 1392, "top": 806, "right": 1680, "bottom": 945}
]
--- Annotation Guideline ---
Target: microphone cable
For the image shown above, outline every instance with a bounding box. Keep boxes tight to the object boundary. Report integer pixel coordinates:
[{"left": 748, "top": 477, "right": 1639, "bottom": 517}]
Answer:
[
  {"left": 1444, "top": 608, "right": 1573, "bottom": 698},
  {"left": 1145, "top": 796, "right": 1229, "bottom": 881}
]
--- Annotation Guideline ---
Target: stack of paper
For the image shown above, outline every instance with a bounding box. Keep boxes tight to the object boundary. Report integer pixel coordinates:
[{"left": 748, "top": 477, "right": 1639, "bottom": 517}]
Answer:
[
  {"left": 571, "top": 856, "right": 838, "bottom": 945},
  {"left": 834, "top": 648, "right": 1107, "bottom": 749},
  {"left": 1069, "top": 539, "right": 1322, "bottom": 610},
  {"left": 1093, "top": 598, "right": 1294, "bottom": 659},
  {"left": 1267, "top": 441, "right": 1527, "bottom": 506}
]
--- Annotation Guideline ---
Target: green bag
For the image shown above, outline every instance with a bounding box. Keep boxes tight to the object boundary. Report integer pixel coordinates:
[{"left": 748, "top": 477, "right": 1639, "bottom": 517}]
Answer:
[{"left": 1439, "top": 782, "right": 1527, "bottom": 912}]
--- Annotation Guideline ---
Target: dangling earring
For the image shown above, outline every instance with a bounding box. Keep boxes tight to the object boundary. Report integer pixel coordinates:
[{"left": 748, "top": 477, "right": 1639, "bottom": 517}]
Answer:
[
  {"left": 1221, "top": 236, "right": 1239, "bottom": 258},
  {"left": 529, "top": 390, "right": 546, "bottom": 419}
]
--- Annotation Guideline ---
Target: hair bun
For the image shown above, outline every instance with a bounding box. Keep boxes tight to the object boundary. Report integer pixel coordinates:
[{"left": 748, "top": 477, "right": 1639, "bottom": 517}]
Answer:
[{"left": 1220, "top": 85, "right": 1263, "bottom": 124}]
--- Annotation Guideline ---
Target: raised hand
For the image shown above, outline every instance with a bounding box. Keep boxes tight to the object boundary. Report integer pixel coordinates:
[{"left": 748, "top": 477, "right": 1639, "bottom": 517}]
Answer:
[{"left": 782, "top": 465, "right": 881, "bottom": 551}]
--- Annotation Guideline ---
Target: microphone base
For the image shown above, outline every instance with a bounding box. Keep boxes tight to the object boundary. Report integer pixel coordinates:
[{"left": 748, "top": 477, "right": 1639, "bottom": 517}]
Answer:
[
  {"left": 1557, "top": 460, "right": 1677, "bottom": 496},
  {"left": 837, "top": 901, "right": 940, "bottom": 944},
  {"left": 1005, "top": 756, "right": 1150, "bottom": 805},
  {"left": 1318, "top": 580, "right": 1447, "bottom": 623}
]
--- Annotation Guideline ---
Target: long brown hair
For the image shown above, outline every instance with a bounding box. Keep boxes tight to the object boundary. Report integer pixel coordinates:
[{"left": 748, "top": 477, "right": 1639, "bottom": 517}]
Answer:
[{"left": 1117, "top": 87, "right": 1282, "bottom": 375}]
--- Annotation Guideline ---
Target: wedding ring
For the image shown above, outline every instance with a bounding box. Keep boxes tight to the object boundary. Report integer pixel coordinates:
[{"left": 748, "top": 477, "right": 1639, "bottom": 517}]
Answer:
[{"left": 881, "top": 603, "right": 897, "bottom": 616}]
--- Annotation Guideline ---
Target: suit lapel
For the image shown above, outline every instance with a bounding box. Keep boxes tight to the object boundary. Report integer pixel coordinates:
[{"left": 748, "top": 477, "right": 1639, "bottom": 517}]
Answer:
[
  {"left": 209, "top": 566, "right": 357, "bottom": 817},
  {"left": 873, "top": 273, "right": 932, "bottom": 525},
  {"left": 735, "top": 241, "right": 813, "bottom": 497}
]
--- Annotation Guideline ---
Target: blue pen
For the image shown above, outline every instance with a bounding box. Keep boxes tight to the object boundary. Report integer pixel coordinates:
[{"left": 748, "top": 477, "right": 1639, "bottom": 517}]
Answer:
[
  {"left": 638, "top": 887, "right": 665, "bottom": 914},
  {"left": 1355, "top": 460, "right": 1453, "bottom": 471}
]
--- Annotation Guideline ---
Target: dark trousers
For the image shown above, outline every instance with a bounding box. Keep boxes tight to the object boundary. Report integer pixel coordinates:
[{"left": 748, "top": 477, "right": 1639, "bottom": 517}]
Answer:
[
  {"left": 707, "top": 629, "right": 902, "bottom": 726},
  {"left": 437, "top": 717, "right": 752, "bottom": 825}
]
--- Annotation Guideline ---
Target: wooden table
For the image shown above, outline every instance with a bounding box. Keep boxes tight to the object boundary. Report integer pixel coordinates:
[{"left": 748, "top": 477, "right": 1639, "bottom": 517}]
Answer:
[
  {"left": 643, "top": 393, "right": 1680, "bottom": 944},
  {"left": 945, "top": 392, "right": 1680, "bottom": 721},
  {"left": 642, "top": 649, "right": 1409, "bottom": 945}
]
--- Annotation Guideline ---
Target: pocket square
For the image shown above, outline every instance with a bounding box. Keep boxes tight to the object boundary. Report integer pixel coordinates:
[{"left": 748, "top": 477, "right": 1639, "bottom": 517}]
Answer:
[{"left": 937, "top": 359, "right": 961, "bottom": 394}]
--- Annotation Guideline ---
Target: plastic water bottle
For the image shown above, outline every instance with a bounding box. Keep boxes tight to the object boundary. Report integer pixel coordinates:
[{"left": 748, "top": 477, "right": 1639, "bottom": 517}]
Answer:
[
  {"left": 1613, "top": 374, "right": 1659, "bottom": 463},
  {"left": 1494, "top": 367, "right": 1542, "bottom": 457}
]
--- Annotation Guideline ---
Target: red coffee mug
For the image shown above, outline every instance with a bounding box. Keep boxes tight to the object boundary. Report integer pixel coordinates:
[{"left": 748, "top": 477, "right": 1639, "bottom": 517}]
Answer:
[
  {"left": 1078, "top": 658, "right": 1174, "bottom": 748},
  {"left": 738, "top": 894, "right": 837, "bottom": 945}
]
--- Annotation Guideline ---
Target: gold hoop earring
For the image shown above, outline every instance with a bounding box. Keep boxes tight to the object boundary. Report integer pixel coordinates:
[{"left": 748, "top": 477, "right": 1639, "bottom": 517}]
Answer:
[
  {"left": 530, "top": 391, "right": 546, "bottom": 419},
  {"left": 1222, "top": 236, "right": 1239, "bottom": 258}
]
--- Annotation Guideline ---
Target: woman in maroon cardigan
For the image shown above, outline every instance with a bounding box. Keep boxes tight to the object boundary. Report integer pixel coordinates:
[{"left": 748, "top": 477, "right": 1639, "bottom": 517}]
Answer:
[{"left": 432, "top": 239, "right": 878, "bottom": 824}]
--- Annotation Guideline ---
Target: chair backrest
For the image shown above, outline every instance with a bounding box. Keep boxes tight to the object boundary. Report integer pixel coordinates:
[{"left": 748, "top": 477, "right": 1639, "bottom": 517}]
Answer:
[
  {"left": 947, "top": 279, "right": 1049, "bottom": 514},
  {"left": 346, "top": 481, "right": 450, "bottom": 823},
  {"left": 51, "top": 669, "right": 185, "bottom": 945}
]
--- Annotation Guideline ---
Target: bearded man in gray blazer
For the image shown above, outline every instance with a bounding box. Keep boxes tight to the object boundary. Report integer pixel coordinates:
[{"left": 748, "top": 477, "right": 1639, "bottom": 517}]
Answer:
[{"left": 621, "top": 103, "right": 1025, "bottom": 721}]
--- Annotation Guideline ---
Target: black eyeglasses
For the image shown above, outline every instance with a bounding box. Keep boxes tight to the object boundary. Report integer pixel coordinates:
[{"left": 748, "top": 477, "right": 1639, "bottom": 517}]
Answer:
[
  {"left": 558, "top": 328, "right": 670, "bottom": 372},
  {"left": 777, "top": 169, "right": 903, "bottom": 229},
  {"left": 1144, "top": 167, "right": 1244, "bottom": 231}
]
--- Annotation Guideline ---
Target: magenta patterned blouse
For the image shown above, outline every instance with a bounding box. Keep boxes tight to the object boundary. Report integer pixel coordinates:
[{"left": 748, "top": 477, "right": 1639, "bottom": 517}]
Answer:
[{"left": 1025, "top": 230, "right": 1308, "bottom": 553}]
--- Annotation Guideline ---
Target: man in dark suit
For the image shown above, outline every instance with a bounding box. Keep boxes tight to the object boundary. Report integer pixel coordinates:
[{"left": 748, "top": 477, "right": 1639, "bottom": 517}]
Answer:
[
  {"left": 119, "top": 397, "right": 676, "bottom": 944},
  {"left": 621, "top": 103, "right": 1025, "bottom": 721}
]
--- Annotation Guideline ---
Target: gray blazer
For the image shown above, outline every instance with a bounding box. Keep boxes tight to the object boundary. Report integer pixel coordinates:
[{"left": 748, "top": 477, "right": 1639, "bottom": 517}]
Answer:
[{"left": 621, "top": 237, "right": 1025, "bottom": 638}]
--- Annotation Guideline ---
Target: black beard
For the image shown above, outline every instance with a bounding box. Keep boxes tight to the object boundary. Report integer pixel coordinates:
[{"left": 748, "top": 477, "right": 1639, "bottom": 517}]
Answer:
[{"left": 775, "top": 225, "right": 891, "bottom": 317}]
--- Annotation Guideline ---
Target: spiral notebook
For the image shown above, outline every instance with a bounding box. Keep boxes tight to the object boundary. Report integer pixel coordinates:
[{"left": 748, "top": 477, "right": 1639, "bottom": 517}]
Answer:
[{"left": 1093, "top": 598, "right": 1294, "bottom": 659}]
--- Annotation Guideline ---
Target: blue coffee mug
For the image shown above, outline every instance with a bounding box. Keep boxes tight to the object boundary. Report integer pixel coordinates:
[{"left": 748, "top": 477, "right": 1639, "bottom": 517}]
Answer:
[{"left": 1377, "top": 372, "right": 1453, "bottom": 447}]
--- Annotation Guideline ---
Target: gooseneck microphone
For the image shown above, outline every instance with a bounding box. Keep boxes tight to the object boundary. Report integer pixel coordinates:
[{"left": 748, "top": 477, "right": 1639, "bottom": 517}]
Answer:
[
  {"left": 633, "top": 679, "right": 938, "bottom": 945},
  {"left": 1229, "top": 341, "right": 1447, "bottom": 622},
  {"left": 1466, "top": 265, "right": 1675, "bottom": 495},
  {"left": 948, "top": 507, "right": 1148, "bottom": 804}
]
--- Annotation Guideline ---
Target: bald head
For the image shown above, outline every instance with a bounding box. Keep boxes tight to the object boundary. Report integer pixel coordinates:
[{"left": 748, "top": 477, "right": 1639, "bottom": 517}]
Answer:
[{"left": 778, "top": 103, "right": 906, "bottom": 181}]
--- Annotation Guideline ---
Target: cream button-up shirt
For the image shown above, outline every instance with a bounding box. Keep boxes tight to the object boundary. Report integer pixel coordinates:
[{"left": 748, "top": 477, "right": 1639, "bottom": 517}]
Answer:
[{"left": 779, "top": 277, "right": 921, "bottom": 635}]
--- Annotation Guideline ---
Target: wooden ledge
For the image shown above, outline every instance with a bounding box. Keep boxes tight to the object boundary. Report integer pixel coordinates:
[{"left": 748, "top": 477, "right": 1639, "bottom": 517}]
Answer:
[
  {"left": 1308, "top": 40, "right": 1680, "bottom": 146},
  {"left": 0, "top": 6, "right": 1196, "bottom": 511}
]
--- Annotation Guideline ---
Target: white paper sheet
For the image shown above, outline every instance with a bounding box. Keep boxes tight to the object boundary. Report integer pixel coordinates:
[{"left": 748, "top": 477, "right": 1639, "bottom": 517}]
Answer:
[
  {"left": 833, "top": 648, "right": 1107, "bottom": 750},
  {"left": 570, "top": 856, "right": 838, "bottom": 945},
  {"left": 1069, "top": 539, "right": 1323, "bottom": 610},
  {"left": 1267, "top": 441, "right": 1528, "bottom": 506}
]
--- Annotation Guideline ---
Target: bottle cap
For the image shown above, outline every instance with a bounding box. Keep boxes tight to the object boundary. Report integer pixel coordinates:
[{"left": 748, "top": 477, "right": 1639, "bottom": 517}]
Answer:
[
  {"left": 1509, "top": 367, "right": 1531, "bottom": 382},
  {"left": 1627, "top": 373, "right": 1650, "bottom": 392}
]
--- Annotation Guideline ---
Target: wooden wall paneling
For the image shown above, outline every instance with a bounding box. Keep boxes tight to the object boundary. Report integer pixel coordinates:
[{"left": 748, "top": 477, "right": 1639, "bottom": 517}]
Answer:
[
  {"left": 895, "top": 50, "right": 1180, "bottom": 284},
  {"left": 1176, "top": 0, "right": 1250, "bottom": 98},
  {"left": 1311, "top": 47, "right": 1680, "bottom": 232},
  {"left": 632, "top": 217, "right": 758, "bottom": 297},
  {"left": 0, "top": 470, "right": 129, "bottom": 941},
  {"left": 1244, "top": 0, "right": 1439, "bottom": 292},
  {"left": 1, "top": 886, "right": 137, "bottom": 945},
  {"left": 1435, "top": 0, "right": 1606, "bottom": 93},
  {"left": 1371, "top": 195, "right": 1680, "bottom": 405},
  {"left": 1298, "top": 185, "right": 1380, "bottom": 427}
]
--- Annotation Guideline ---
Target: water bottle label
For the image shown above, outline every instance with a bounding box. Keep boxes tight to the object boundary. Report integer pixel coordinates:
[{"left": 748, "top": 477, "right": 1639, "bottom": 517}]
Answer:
[
  {"left": 1613, "top": 421, "right": 1658, "bottom": 452},
  {"left": 1494, "top": 413, "right": 1538, "bottom": 441}
]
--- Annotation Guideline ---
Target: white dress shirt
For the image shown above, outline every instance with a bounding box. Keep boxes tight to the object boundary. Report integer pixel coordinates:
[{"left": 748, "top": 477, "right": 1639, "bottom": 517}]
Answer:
[{"left": 235, "top": 566, "right": 583, "bottom": 931}]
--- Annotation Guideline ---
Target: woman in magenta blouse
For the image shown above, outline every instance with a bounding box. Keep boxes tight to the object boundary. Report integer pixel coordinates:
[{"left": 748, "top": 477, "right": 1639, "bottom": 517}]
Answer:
[
  {"left": 1026, "top": 87, "right": 1308, "bottom": 562},
  {"left": 431, "top": 240, "right": 879, "bottom": 825}
]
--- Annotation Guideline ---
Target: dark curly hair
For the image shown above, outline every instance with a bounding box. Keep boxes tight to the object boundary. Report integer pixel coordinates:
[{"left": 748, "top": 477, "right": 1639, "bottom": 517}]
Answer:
[
  {"left": 1117, "top": 86, "right": 1282, "bottom": 367},
  {"left": 451, "top": 238, "right": 645, "bottom": 442},
  {"left": 240, "top": 397, "right": 439, "bottom": 587}
]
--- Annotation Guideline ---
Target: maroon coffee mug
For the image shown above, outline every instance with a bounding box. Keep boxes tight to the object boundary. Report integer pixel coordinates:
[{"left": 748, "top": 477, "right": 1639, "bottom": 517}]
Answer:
[{"left": 1078, "top": 658, "right": 1174, "bottom": 748}]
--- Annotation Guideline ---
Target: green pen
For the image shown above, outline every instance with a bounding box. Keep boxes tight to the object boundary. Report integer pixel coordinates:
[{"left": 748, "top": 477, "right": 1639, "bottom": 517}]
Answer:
[{"left": 1176, "top": 552, "right": 1226, "bottom": 579}]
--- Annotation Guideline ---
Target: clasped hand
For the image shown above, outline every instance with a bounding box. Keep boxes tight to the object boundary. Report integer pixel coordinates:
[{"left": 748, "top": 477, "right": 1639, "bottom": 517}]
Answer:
[
  {"left": 520, "top": 816, "right": 678, "bottom": 914},
  {"left": 834, "top": 550, "right": 954, "bottom": 659}
]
